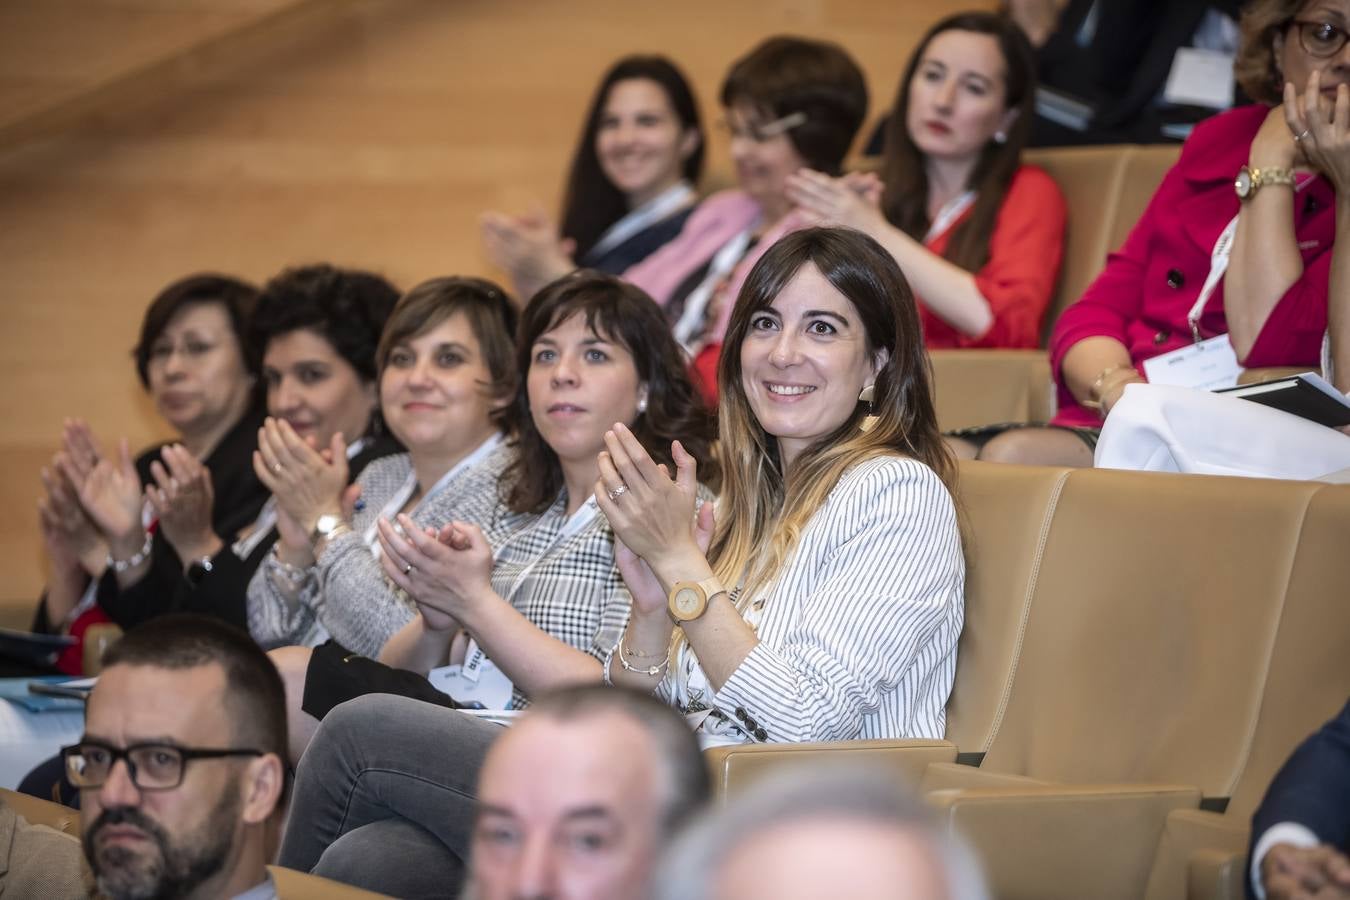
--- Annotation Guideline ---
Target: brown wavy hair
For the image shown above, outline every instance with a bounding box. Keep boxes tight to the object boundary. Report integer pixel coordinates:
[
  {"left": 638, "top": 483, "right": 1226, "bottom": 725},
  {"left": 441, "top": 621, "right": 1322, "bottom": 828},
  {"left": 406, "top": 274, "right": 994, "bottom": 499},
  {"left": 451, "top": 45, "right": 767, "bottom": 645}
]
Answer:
[
  {"left": 502, "top": 271, "right": 718, "bottom": 515},
  {"left": 1235, "top": 0, "right": 1311, "bottom": 105},
  {"left": 881, "top": 11, "right": 1037, "bottom": 273}
]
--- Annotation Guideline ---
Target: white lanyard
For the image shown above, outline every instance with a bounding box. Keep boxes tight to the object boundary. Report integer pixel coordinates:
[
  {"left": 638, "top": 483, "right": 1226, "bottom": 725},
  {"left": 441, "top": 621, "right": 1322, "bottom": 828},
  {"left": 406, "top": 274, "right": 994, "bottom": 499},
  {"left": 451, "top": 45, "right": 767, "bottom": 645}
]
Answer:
[
  {"left": 924, "top": 190, "right": 977, "bottom": 243},
  {"left": 364, "top": 433, "right": 503, "bottom": 555},
  {"left": 458, "top": 494, "right": 599, "bottom": 686},
  {"left": 493, "top": 495, "right": 600, "bottom": 599},
  {"left": 232, "top": 437, "right": 370, "bottom": 559},
  {"left": 1323, "top": 330, "right": 1335, "bottom": 386},
  {"left": 587, "top": 181, "right": 695, "bottom": 261},
  {"left": 672, "top": 227, "right": 754, "bottom": 350},
  {"left": 1191, "top": 175, "right": 1317, "bottom": 343}
]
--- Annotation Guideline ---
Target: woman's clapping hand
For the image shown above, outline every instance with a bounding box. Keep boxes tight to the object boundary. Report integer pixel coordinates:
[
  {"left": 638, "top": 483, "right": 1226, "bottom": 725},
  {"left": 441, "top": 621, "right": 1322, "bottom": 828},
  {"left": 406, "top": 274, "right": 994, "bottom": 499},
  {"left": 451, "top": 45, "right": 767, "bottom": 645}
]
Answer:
[
  {"left": 785, "top": 168, "right": 886, "bottom": 233},
  {"left": 253, "top": 417, "right": 349, "bottom": 535},
  {"left": 595, "top": 422, "right": 711, "bottom": 587},
  {"left": 145, "top": 444, "right": 220, "bottom": 563},
  {"left": 377, "top": 515, "right": 493, "bottom": 629}
]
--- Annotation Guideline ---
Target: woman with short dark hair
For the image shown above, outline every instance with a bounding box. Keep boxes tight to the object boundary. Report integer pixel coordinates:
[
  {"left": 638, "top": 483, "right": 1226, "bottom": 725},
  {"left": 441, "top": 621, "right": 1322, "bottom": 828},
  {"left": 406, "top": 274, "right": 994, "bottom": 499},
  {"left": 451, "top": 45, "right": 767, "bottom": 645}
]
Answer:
[
  {"left": 34, "top": 273, "right": 267, "bottom": 668},
  {"left": 624, "top": 35, "right": 870, "bottom": 400}
]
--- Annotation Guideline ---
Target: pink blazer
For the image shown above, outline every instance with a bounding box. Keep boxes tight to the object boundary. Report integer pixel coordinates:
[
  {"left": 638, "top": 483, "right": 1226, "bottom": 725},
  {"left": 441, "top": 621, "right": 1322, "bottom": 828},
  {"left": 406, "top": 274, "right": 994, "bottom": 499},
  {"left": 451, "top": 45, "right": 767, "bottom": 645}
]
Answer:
[{"left": 624, "top": 188, "right": 809, "bottom": 343}]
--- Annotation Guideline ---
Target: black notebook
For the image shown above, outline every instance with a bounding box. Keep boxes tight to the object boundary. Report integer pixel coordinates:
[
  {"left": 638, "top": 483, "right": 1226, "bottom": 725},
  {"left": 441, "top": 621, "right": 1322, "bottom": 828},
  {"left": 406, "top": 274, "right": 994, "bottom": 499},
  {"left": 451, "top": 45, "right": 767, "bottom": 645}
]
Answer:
[{"left": 1215, "top": 373, "right": 1350, "bottom": 428}]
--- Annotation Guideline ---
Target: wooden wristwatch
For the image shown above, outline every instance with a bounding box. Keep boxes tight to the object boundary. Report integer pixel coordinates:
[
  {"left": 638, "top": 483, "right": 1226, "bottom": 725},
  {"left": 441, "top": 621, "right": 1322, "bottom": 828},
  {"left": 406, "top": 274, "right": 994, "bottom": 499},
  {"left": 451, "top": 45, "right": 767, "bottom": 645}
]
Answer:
[{"left": 667, "top": 577, "right": 725, "bottom": 623}]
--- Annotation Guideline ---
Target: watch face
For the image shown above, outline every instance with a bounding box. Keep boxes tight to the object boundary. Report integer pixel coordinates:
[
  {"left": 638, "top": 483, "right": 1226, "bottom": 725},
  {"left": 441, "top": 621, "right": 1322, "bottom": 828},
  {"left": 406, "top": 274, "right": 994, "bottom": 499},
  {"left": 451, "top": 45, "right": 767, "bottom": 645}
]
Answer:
[
  {"left": 672, "top": 586, "right": 703, "bottom": 620},
  {"left": 1235, "top": 168, "right": 1253, "bottom": 199},
  {"left": 315, "top": 514, "right": 341, "bottom": 536}
]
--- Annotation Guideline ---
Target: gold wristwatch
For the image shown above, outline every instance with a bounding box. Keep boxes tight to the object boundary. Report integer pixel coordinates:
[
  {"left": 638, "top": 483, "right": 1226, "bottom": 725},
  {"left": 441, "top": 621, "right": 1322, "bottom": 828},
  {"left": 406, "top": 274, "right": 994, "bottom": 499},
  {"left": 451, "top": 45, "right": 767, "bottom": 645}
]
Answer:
[
  {"left": 667, "top": 577, "right": 725, "bottom": 623},
  {"left": 1235, "top": 165, "right": 1295, "bottom": 201}
]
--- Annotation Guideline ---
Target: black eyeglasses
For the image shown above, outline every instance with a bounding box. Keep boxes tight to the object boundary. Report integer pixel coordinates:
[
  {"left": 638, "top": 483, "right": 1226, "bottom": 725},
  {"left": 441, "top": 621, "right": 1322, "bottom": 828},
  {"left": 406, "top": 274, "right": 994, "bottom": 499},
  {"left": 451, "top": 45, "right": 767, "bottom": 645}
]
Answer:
[
  {"left": 1293, "top": 19, "right": 1350, "bottom": 59},
  {"left": 62, "top": 741, "right": 264, "bottom": 791}
]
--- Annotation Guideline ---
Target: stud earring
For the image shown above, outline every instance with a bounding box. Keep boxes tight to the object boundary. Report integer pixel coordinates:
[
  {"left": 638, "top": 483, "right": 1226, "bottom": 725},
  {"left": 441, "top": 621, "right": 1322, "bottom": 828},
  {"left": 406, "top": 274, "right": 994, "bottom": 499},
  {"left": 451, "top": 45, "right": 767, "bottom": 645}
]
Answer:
[
  {"left": 637, "top": 395, "right": 648, "bottom": 414},
  {"left": 993, "top": 130, "right": 1008, "bottom": 144}
]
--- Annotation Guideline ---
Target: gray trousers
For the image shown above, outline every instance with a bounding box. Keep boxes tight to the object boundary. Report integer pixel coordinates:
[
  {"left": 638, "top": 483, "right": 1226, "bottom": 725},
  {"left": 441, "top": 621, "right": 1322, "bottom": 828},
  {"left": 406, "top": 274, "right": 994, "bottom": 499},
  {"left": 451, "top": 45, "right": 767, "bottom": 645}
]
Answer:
[{"left": 277, "top": 694, "right": 504, "bottom": 895}]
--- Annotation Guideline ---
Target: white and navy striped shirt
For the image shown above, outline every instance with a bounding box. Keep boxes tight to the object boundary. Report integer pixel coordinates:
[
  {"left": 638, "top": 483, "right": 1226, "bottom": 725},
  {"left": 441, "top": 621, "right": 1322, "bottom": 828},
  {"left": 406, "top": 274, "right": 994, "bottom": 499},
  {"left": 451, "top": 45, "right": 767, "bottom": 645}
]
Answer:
[{"left": 660, "top": 455, "right": 964, "bottom": 745}]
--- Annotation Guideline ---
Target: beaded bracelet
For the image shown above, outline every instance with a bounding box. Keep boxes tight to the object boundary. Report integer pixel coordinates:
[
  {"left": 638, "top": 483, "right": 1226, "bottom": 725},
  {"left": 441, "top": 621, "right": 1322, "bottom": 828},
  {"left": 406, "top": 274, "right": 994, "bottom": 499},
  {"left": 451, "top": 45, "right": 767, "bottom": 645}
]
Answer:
[
  {"left": 107, "top": 532, "right": 153, "bottom": 573},
  {"left": 617, "top": 636, "right": 668, "bottom": 677},
  {"left": 266, "top": 545, "right": 313, "bottom": 585}
]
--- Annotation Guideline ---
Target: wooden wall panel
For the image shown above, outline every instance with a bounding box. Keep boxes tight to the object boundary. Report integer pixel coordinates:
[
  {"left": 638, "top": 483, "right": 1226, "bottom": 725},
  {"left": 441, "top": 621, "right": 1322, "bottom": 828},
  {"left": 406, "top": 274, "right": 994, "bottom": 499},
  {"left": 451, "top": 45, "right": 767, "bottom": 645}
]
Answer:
[{"left": 0, "top": 0, "right": 987, "bottom": 623}]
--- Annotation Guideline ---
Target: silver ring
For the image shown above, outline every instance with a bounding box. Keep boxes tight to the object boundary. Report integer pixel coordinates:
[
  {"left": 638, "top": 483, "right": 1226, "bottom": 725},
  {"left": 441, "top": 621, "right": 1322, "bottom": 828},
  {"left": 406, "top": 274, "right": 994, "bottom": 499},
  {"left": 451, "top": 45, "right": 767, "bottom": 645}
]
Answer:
[
  {"left": 1295, "top": 129, "right": 1311, "bottom": 143},
  {"left": 606, "top": 483, "right": 628, "bottom": 502},
  {"left": 403, "top": 562, "right": 414, "bottom": 575}
]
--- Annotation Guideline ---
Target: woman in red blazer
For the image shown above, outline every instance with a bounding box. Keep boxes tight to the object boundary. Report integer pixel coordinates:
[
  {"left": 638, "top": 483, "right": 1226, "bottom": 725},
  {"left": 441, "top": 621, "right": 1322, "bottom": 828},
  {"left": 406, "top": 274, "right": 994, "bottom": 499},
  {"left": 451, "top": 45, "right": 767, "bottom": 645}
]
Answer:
[{"left": 786, "top": 11, "right": 1067, "bottom": 351}]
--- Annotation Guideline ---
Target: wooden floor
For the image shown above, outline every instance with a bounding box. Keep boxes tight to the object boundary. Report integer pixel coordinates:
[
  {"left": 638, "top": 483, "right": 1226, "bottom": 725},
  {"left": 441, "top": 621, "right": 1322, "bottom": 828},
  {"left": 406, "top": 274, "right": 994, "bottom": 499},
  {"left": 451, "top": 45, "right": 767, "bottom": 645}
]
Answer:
[{"left": 0, "top": 0, "right": 986, "bottom": 620}]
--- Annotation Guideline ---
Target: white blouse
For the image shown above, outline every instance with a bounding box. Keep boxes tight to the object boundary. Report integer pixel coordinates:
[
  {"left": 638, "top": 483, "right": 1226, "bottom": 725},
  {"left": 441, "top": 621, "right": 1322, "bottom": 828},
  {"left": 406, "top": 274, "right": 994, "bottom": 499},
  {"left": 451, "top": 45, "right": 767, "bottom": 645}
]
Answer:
[{"left": 658, "top": 455, "right": 964, "bottom": 746}]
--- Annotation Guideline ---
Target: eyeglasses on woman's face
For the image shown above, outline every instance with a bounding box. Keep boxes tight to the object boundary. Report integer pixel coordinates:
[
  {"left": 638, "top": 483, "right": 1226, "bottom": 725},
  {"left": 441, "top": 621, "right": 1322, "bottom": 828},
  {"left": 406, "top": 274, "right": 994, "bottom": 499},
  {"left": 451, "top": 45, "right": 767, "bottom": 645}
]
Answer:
[{"left": 1292, "top": 19, "right": 1350, "bottom": 59}]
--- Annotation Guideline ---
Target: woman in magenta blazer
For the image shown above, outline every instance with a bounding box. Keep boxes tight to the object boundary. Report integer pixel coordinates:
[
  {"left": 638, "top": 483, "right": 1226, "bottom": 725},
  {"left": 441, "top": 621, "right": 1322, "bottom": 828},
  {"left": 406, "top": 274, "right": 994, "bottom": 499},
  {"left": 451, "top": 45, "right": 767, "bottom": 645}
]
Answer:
[{"left": 954, "top": 0, "right": 1339, "bottom": 465}]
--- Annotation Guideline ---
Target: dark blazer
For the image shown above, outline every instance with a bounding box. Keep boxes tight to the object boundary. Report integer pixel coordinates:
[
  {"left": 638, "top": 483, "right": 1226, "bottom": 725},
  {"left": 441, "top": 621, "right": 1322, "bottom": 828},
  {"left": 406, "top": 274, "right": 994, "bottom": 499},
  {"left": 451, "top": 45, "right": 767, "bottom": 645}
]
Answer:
[
  {"left": 92, "top": 402, "right": 271, "bottom": 632},
  {"left": 1032, "top": 0, "right": 1246, "bottom": 146},
  {"left": 159, "top": 430, "right": 402, "bottom": 631},
  {"left": 1247, "top": 698, "right": 1350, "bottom": 897}
]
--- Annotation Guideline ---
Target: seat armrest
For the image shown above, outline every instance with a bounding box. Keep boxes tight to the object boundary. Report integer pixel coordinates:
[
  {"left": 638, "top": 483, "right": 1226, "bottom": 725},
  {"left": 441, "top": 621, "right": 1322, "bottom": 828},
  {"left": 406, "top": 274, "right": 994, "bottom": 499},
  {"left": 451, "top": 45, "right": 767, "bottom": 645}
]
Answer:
[
  {"left": 0, "top": 787, "right": 79, "bottom": 835},
  {"left": 925, "top": 782, "right": 1200, "bottom": 900},
  {"left": 920, "top": 761, "right": 1047, "bottom": 793},
  {"left": 929, "top": 350, "right": 1053, "bottom": 431},
  {"left": 704, "top": 739, "right": 956, "bottom": 802},
  {"left": 1143, "top": 808, "right": 1249, "bottom": 900},
  {"left": 269, "top": 865, "right": 394, "bottom": 899},
  {"left": 1188, "top": 848, "right": 1247, "bottom": 900}
]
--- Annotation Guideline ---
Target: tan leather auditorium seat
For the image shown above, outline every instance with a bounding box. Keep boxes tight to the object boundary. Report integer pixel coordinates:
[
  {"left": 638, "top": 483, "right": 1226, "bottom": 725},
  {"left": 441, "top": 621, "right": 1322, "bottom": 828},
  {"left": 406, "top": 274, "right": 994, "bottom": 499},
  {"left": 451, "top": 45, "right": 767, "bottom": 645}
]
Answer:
[{"left": 705, "top": 462, "right": 1350, "bottom": 900}]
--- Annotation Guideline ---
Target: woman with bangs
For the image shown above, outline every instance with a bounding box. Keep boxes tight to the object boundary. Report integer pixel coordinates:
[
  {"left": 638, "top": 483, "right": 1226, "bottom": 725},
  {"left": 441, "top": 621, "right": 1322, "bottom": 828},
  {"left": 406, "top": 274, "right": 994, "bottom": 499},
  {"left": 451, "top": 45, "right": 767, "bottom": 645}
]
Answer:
[
  {"left": 482, "top": 55, "right": 705, "bottom": 301},
  {"left": 786, "top": 11, "right": 1066, "bottom": 351},
  {"left": 604, "top": 226, "right": 965, "bottom": 746},
  {"left": 246, "top": 277, "right": 519, "bottom": 662},
  {"left": 275, "top": 272, "right": 716, "bottom": 896}
]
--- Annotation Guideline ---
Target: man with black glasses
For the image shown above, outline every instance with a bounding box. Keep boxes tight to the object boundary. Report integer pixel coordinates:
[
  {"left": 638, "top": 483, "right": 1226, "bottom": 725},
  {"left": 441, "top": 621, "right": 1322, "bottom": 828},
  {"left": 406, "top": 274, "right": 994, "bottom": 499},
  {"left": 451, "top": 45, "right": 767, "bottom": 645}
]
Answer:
[{"left": 62, "top": 615, "right": 287, "bottom": 900}]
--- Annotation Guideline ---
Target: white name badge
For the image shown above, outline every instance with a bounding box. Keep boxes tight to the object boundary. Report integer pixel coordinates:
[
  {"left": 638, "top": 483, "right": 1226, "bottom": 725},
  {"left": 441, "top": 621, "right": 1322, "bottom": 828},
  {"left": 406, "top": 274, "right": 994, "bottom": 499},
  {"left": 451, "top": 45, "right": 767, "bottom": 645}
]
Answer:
[
  {"left": 1163, "top": 48, "right": 1235, "bottom": 110},
  {"left": 1142, "top": 334, "right": 1242, "bottom": 390},
  {"left": 427, "top": 656, "right": 514, "bottom": 710}
]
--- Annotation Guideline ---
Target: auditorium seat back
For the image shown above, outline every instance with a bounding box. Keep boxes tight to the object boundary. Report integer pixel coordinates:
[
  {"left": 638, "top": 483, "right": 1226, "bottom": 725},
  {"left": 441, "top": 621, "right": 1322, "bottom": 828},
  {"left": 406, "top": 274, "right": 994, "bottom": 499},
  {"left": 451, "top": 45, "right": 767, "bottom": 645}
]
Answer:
[
  {"left": 1223, "top": 482, "right": 1350, "bottom": 818},
  {"left": 1023, "top": 146, "right": 1128, "bottom": 342},
  {"left": 976, "top": 467, "right": 1319, "bottom": 796},
  {"left": 944, "top": 462, "right": 1070, "bottom": 753}
]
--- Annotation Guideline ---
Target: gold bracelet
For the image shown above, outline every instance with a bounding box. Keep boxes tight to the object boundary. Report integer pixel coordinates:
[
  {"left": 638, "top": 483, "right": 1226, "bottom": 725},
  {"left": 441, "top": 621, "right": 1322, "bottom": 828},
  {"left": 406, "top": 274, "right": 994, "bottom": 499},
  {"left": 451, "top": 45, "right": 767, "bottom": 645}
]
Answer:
[
  {"left": 617, "top": 636, "right": 668, "bottom": 677},
  {"left": 1083, "top": 364, "right": 1134, "bottom": 410}
]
